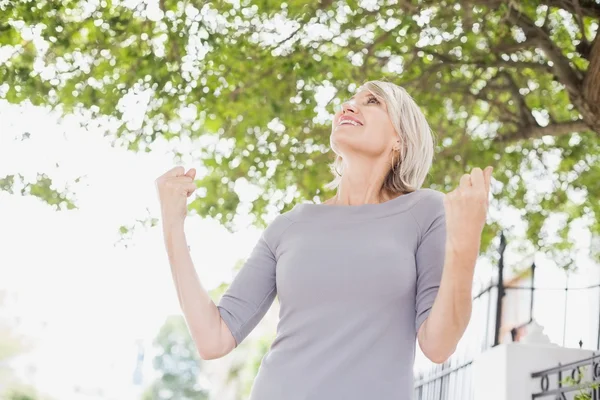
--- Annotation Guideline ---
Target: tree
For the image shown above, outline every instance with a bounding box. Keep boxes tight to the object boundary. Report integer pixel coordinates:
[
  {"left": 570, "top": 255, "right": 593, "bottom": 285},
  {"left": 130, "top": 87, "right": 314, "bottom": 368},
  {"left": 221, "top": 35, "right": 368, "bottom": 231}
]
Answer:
[
  {"left": 0, "top": 291, "right": 53, "bottom": 400},
  {"left": 2, "top": 1, "right": 599, "bottom": 262},
  {"left": 1, "top": 384, "right": 55, "bottom": 400},
  {"left": 141, "top": 315, "right": 209, "bottom": 400}
]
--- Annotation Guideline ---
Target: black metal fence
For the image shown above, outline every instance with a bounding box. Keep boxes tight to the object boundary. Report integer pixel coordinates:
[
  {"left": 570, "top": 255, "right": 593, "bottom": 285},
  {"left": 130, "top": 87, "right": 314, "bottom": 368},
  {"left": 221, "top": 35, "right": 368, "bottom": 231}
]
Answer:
[
  {"left": 413, "top": 231, "right": 600, "bottom": 400},
  {"left": 412, "top": 278, "right": 497, "bottom": 400},
  {"left": 531, "top": 353, "right": 600, "bottom": 399}
]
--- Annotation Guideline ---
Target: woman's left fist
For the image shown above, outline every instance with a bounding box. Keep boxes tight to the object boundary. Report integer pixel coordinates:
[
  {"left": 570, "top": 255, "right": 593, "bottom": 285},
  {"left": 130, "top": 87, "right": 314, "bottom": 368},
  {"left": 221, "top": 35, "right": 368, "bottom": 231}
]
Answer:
[{"left": 443, "top": 166, "right": 493, "bottom": 257}]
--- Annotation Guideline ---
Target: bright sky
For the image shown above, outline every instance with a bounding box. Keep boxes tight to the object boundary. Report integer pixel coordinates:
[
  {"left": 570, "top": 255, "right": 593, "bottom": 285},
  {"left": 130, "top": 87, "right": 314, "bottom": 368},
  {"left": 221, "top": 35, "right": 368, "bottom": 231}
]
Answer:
[{"left": 0, "top": 99, "right": 269, "bottom": 399}]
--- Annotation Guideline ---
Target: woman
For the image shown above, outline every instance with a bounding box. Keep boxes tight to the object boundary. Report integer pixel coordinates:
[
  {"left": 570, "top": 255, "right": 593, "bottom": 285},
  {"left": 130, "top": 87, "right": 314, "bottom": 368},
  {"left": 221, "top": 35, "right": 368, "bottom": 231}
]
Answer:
[{"left": 155, "top": 80, "right": 493, "bottom": 400}]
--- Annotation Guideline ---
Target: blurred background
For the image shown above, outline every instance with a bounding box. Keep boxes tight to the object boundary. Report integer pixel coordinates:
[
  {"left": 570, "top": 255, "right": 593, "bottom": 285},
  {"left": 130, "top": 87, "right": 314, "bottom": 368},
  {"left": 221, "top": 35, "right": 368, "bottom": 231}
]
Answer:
[{"left": 0, "top": 0, "right": 599, "bottom": 399}]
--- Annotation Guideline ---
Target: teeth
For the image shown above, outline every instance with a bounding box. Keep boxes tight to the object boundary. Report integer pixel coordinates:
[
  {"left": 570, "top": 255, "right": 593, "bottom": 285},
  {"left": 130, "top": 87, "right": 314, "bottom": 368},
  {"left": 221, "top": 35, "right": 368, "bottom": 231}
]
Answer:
[{"left": 340, "top": 120, "right": 360, "bottom": 126}]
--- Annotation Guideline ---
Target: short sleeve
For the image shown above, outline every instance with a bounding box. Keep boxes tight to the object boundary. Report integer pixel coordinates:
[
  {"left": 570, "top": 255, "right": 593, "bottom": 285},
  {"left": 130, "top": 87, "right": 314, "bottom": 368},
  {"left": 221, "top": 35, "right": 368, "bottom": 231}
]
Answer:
[
  {"left": 217, "top": 215, "right": 289, "bottom": 347},
  {"left": 414, "top": 193, "right": 446, "bottom": 333}
]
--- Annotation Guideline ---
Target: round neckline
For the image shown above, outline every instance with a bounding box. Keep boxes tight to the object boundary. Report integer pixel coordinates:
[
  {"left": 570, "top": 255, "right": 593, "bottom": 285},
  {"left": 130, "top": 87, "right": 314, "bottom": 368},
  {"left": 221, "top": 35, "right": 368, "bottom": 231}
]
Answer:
[
  {"left": 313, "top": 191, "right": 413, "bottom": 208},
  {"left": 290, "top": 189, "right": 427, "bottom": 221}
]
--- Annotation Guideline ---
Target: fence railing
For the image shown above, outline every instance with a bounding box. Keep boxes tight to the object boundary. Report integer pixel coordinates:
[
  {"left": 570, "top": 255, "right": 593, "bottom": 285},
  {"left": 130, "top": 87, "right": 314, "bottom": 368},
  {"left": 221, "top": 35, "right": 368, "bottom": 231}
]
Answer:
[
  {"left": 531, "top": 353, "right": 600, "bottom": 399},
  {"left": 413, "top": 233, "right": 506, "bottom": 400},
  {"left": 412, "top": 282, "right": 494, "bottom": 400},
  {"left": 413, "top": 231, "right": 600, "bottom": 400}
]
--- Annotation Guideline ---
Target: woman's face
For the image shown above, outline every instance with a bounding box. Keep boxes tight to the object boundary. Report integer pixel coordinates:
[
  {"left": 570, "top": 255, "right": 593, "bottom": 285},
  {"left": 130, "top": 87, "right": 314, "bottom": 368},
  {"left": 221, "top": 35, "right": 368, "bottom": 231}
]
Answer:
[{"left": 330, "top": 89, "right": 398, "bottom": 163}]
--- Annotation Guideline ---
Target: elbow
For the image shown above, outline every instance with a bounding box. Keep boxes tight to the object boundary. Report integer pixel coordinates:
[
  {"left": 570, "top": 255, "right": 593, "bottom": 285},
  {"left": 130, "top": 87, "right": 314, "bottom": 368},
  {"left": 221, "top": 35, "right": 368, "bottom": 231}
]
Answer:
[
  {"left": 198, "top": 334, "right": 235, "bottom": 361},
  {"left": 195, "top": 320, "right": 236, "bottom": 361},
  {"left": 196, "top": 343, "right": 217, "bottom": 360},
  {"left": 195, "top": 338, "right": 226, "bottom": 361},
  {"left": 198, "top": 341, "right": 227, "bottom": 360},
  {"left": 199, "top": 350, "right": 221, "bottom": 361},
  {"left": 198, "top": 336, "right": 235, "bottom": 360},
  {"left": 426, "top": 351, "right": 451, "bottom": 364},
  {"left": 418, "top": 332, "right": 455, "bottom": 364},
  {"left": 417, "top": 320, "right": 455, "bottom": 364},
  {"left": 423, "top": 346, "right": 455, "bottom": 364}
]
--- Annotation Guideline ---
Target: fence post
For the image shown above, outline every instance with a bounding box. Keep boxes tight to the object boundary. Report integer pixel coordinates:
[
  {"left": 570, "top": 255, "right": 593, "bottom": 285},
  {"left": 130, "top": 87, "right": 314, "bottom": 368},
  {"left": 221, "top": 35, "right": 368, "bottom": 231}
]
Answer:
[
  {"left": 493, "top": 231, "right": 507, "bottom": 347},
  {"left": 529, "top": 262, "right": 536, "bottom": 324}
]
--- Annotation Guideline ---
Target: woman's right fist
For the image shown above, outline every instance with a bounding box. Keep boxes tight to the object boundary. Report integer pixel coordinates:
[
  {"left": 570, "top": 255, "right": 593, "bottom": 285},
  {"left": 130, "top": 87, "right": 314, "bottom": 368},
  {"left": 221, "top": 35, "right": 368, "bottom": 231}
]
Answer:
[{"left": 155, "top": 166, "right": 197, "bottom": 226}]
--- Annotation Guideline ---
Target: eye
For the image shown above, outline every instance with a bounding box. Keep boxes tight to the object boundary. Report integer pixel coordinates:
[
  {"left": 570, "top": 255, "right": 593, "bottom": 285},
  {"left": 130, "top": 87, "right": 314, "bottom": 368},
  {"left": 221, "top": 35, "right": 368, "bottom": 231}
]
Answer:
[{"left": 367, "top": 95, "right": 380, "bottom": 105}]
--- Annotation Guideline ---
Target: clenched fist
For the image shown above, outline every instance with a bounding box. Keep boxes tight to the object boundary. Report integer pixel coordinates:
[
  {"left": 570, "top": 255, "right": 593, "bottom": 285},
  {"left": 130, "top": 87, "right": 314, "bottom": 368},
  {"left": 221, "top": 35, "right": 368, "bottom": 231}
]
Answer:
[
  {"left": 155, "top": 166, "right": 197, "bottom": 227},
  {"left": 443, "top": 166, "right": 493, "bottom": 262}
]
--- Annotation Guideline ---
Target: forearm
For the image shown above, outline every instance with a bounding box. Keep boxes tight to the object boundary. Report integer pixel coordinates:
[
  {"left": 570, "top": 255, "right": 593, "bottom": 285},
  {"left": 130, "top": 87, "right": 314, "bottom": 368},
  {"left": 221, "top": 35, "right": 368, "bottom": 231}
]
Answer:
[
  {"left": 162, "top": 221, "right": 225, "bottom": 359},
  {"left": 419, "top": 247, "right": 476, "bottom": 362}
]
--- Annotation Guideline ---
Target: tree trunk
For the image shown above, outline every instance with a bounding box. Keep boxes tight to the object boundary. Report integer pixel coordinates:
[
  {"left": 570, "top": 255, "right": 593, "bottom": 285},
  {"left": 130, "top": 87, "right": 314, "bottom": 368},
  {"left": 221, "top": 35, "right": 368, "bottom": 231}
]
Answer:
[{"left": 582, "top": 35, "right": 600, "bottom": 133}]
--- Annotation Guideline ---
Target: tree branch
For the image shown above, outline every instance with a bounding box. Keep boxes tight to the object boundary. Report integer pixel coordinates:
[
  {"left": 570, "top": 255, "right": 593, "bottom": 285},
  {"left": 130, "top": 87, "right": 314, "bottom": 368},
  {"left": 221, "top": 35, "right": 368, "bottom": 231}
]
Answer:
[
  {"left": 505, "top": 5, "right": 583, "bottom": 92},
  {"left": 421, "top": 48, "right": 554, "bottom": 74},
  {"left": 361, "top": 30, "right": 393, "bottom": 77},
  {"left": 497, "top": 70, "right": 538, "bottom": 127},
  {"left": 473, "top": 88, "right": 521, "bottom": 125},
  {"left": 491, "top": 38, "right": 538, "bottom": 54},
  {"left": 266, "top": 2, "right": 329, "bottom": 53},
  {"left": 494, "top": 120, "right": 591, "bottom": 142},
  {"left": 572, "top": 0, "right": 590, "bottom": 44},
  {"left": 540, "top": 0, "right": 600, "bottom": 18}
]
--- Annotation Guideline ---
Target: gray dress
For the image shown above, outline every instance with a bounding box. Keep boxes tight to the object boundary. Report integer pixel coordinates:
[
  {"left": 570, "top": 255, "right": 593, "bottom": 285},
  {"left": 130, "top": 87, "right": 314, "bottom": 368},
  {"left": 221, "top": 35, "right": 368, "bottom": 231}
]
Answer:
[{"left": 217, "top": 188, "right": 446, "bottom": 400}]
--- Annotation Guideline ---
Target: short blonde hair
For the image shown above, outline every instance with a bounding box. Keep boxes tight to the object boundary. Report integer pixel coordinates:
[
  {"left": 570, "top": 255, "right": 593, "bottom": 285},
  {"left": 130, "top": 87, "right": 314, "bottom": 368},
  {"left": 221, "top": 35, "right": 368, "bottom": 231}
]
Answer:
[{"left": 325, "top": 80, "right": 436, "bottom": 194}]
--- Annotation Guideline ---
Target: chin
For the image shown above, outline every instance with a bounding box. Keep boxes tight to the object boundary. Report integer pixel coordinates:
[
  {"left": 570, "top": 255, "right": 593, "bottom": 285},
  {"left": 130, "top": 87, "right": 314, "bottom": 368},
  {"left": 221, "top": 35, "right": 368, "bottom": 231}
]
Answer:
[
  {"left": 331, "top": 128, "right": 359, "bottom": 143},
  {"left": 330, "top": 134, "right": 350, "bottom": 155}
]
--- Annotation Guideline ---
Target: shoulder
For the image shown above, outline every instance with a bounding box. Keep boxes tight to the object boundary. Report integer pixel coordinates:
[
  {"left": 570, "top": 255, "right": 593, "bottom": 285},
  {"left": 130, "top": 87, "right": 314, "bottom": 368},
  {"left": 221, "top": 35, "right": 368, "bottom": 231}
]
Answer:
[
  {"left": 262, "top": 211, "right": 296, "bottom": 249},
  {"left": 408, "top": 188, "right": 446, "bottom": 233},
  {"left": 411, "top": 188, "right": 445, "bottom": 210}
]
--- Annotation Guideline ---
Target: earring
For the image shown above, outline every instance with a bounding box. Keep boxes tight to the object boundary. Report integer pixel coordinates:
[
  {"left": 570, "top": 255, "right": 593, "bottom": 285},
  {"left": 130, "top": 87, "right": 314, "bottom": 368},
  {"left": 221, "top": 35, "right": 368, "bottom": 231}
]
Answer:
[{"left": 391, "top": 149, "right": 400, "bottom": 172}]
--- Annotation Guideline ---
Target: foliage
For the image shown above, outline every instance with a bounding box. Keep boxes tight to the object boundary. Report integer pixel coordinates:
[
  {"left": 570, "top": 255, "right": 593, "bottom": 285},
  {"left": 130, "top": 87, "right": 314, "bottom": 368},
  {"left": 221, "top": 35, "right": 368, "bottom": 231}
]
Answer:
[
  {"left": 2, "top": 0, "right": 599, "bottom": 263},
  {"left": 560, "top": 365, "right": 600, "bottom": 400},
  {"left": 0, "top": 291, "right": 51, "bottom": 400},
  {"left": 0, "top": 384, "right": 55, "bottom": 400},
  {"left": 141, "top": 315, "right": 209, "bottom": 400}
]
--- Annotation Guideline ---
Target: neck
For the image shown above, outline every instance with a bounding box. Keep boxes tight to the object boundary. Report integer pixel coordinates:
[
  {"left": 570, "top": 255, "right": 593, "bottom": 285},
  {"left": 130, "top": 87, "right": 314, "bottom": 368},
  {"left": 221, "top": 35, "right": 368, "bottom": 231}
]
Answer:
[{"left": 330, "top": 161, "right": 392, "bottom": 205}]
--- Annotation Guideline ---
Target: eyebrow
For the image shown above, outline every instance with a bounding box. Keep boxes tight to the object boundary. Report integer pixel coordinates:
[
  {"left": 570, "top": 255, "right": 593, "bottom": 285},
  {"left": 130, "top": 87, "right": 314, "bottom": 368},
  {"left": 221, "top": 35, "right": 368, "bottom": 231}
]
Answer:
[{"left": 344, "top": 92, "right": 379, "bottom": 104}]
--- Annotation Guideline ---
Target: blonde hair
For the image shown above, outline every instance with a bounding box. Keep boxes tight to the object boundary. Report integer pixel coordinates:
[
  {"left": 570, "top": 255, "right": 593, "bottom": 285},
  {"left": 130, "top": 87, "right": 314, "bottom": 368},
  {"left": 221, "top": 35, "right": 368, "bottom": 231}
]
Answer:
[{"left": 325, "top": 80, "right": 437, "bottom": 194}]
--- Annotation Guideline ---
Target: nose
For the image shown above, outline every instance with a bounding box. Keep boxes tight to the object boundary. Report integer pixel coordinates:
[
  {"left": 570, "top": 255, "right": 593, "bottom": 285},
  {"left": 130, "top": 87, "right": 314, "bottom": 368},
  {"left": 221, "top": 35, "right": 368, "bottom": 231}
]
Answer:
[{"left": 340, "top": 100, "right": 357, "bottom": 115}]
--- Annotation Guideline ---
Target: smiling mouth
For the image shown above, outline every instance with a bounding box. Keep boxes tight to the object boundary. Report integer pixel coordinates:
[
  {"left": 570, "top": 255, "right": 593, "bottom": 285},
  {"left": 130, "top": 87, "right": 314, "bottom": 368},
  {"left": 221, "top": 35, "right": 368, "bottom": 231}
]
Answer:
[{"left": 337, "top": 121, "right": 363, "bottom": 128}]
